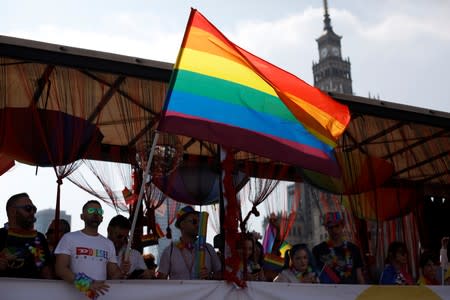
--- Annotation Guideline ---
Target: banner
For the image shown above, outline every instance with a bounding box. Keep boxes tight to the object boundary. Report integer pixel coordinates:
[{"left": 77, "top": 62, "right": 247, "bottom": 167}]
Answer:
[{"left": 1, "top": 278, "right": 449, "bottom": 300}]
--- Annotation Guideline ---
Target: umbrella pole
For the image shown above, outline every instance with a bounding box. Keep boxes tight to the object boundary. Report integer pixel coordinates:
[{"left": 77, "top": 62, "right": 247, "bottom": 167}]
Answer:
[
  {"left": 126, "top": 131, "right": 160, "bottom": 260},
  {"left": 218, "top": 145, "right": 225, "bottom": 270}
]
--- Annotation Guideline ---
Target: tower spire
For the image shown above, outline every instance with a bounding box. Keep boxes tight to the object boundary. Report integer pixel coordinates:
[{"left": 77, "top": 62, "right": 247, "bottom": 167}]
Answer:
[{"left": 323, "top": 0, "right": 333, "bottom": 31}]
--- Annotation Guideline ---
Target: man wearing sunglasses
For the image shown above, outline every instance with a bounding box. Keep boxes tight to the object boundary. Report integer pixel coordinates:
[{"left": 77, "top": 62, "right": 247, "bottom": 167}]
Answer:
[
  {"left": 55, "top": 200, "right": 125, "bottom": 298},
  {"left": 0, "top": 193, "right": 52, "bottom": 279},
  {"left": 157, "top": 206, "right": 222, "bottom": 280},
  {"left": 107, "top": 215, "right": 154, "bottom": 279}
]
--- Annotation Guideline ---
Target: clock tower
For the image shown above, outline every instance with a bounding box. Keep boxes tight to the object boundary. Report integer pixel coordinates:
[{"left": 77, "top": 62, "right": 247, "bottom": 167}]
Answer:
[{"left": 312, "top": 0, "right": 352, "bottom": 94}]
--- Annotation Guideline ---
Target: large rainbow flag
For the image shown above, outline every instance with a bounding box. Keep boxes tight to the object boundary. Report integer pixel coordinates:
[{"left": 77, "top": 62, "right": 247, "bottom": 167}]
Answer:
[{"left": 158, "top": 9, "right": 350, "bottom": 176}]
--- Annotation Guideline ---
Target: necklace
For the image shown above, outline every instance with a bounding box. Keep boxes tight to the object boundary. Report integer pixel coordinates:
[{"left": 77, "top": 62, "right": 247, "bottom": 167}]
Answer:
[
  {"left": 327, "top": 240, "right": 352, "bottom": 278},
  {"left": 27, "top": 235, "right": 46, "bottom": 268},
  {"left": 292, "top": 266, "right": 313, "bottom": 282},
  {"left": 6, "top": 229, "right": 46, "bottom": 269}
]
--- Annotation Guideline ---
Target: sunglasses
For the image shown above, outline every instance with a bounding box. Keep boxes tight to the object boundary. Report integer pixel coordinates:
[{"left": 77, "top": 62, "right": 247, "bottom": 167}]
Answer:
[
  {"left": 86, "top": 207, "right": 104, "bottom": 216},
  {"left": 14, "top": 204, "right": 37, "bottom": 213}
]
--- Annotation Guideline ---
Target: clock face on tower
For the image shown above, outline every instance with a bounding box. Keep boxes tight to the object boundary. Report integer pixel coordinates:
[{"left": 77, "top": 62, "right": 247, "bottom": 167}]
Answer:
[
  {"left": 320, "top": 48, "right": 328, "bottom": 58},
  {"left": 331, "top": 47, "right": 340, "bottom": 56}
]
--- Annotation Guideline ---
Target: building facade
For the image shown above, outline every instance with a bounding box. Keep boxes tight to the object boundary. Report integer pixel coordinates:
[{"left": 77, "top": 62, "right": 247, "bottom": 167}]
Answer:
[{"left": 35, "top": 208, "right": 71, "bottom": 234}]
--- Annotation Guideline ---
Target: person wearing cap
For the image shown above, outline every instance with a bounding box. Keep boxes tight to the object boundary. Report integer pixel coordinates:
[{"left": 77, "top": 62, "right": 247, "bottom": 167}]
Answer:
[
  {"left": 312, "top": 211, "right": 365, "bottom": 284},
  {"left": 157, "top": 206, "right": 222, "bottom": 280}
]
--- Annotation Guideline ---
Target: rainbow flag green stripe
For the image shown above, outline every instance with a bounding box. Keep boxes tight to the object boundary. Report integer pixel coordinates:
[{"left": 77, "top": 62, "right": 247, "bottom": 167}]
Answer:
[{"left": 173, "top": 69, "right": 300, "bottom": 125}]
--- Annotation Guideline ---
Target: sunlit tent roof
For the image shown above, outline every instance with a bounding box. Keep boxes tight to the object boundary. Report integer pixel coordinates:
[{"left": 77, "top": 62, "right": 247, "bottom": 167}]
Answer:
[{"left": 0, "top": 35, "right": 449, "bottom": 204}]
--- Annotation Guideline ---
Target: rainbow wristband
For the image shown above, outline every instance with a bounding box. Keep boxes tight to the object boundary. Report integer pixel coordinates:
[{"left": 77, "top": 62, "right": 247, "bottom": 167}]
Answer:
[{"left": 74, "top": 272, "right": 97, "bottom": 299}]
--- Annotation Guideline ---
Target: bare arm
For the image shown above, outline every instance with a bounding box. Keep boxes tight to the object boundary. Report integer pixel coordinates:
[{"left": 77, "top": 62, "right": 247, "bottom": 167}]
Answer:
[
  {"left": 356, "top": 267, "right": 365, "bottom": 284},
  {"left": 107, "top": 262, "right": 125, "bottom": 279},
  {"left": 56, "top": 254, "right": 110, "bottom": 296},
  {"left": 55, "top": 253, "right": 75, "bottom": 283},
  {"left": 0, "top": 254, "right": 9, "bottom": 272},
  {"left": 40, "top": 265, "right": 54, "bottom": 279}
]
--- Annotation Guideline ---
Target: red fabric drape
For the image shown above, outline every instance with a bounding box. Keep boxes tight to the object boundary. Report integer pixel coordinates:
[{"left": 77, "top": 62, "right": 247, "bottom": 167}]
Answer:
[{"left": 222, "top": 149, "right": 245, "bottom": 287}]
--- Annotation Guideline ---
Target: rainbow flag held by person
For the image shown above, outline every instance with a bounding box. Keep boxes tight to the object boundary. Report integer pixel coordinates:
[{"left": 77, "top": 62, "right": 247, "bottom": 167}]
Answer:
[
  {"left": 319, "top": 265, "right": 341, "bottom": 284},
  {"left": 158, "top": 9, "right": 350, "bottom": 176},
  {"left": 194, "top": 212, "right": 209, "bottom": 278},
  {"left": 263, "top": 253, "right": 285, "bottom": 272},
  {"left": 278, "top": 241, "right": 292, "bottom": 258}
]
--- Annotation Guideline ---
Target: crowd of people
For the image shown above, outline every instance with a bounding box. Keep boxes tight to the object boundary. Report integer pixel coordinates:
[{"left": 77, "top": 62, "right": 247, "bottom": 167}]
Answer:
[{"left": 0, "top": 192, "right": 449, "bottom": 298}]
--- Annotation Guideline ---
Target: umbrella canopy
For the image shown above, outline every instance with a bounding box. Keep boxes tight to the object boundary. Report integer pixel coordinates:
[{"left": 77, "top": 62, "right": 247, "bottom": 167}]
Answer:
[{"left": 0, "top": 35, "right": 449, "bottom": 216}]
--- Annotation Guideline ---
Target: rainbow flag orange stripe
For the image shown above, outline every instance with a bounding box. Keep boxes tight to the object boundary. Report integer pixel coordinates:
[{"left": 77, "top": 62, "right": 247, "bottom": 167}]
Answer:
[{"left": 158, "top": 9, "right": 350, "bottom": 176}]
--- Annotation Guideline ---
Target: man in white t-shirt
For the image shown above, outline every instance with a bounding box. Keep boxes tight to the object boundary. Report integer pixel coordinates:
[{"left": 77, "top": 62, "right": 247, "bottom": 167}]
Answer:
[
  {"left": 157, "top": 206, "right": 222, "bottom": 280},
  {"left": 55, "top": 200, "right": 124, "bottom": 298},
  {"left": 107, "top": 215, "right": 154, "bottom": 279}
]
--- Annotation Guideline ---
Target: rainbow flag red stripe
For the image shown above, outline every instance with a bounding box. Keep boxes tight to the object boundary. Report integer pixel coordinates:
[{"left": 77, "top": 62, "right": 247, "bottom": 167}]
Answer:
[{"left": 158, "top": 9, "right": 350, "bottom": 175}]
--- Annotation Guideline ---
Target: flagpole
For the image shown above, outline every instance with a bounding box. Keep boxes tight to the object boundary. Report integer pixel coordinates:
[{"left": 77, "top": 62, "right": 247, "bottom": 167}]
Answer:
[
  {"left": 218, "top": 144, "right": 225, "bottom": 267},
  {"left": 126, "top": 131, "right": 160, "bottom": 260}
]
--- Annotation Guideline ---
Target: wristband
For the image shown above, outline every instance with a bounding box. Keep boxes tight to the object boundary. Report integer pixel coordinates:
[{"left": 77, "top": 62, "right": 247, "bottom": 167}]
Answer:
[{"left": 74, "top": 272, "right": 97, "bottom": 299}]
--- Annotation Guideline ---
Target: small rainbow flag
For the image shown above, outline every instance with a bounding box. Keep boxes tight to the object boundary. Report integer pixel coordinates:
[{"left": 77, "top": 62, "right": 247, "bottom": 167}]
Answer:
[
  {"left": 263, "top": 253, "right": 285, "bottom": 272},
  {"left": 278, "top": 241, "right": 292, "bottom": 258},
  {"left": 158, "top": 9, "right": 350, "bottom": 176},
  {"left": 194, "top": 212, "right": 209, "bottom": 278}
]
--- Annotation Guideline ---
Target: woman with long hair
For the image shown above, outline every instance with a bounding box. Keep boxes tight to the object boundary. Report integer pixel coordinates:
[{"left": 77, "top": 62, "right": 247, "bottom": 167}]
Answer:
[{"left": 273, "top": 243, "right": 319, "bottom": 283}]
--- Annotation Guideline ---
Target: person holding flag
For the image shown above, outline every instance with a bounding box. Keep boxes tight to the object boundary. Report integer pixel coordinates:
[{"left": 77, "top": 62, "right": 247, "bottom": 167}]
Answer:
[
  {"left": 312, "top": 212, "right": 365, "bottom": 284},
  {"left": 157, "top": 206, "right": 222, "bottom": 280}
]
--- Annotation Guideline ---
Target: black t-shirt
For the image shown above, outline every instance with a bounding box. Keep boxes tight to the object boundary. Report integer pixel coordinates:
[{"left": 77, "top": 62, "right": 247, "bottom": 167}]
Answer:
[
  {"left": 0, "top": 228, "right": 52, "bottom": 278},
  {"left": 313, "top": 240, "right": 363, "bottom": 284}
]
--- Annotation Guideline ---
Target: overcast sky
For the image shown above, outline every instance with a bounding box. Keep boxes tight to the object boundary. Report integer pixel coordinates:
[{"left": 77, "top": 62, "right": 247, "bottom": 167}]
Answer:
[{"left": 0, "top": 0, "right": 449, "bottom": 236}]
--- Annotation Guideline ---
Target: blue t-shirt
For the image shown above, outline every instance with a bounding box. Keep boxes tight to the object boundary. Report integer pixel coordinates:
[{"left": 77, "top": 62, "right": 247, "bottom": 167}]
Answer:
[{"left": 379, "top": 264, "right": 413, "bottom": 285}]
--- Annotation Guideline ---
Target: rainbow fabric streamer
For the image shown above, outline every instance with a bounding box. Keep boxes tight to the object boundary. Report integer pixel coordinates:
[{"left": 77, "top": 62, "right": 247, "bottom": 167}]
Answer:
[
  {"left": 158, "top": 9, "right": 350, "bottom": 176},
  {"left": 195, "top": 211, "right": 209, "bottom": 278},
  {"left": 263, "top": 253, "right": 285, "bottom": 272}
]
